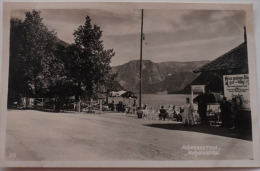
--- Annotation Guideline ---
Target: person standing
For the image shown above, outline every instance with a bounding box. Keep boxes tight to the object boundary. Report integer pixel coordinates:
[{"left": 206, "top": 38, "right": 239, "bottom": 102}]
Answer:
[
  {"left": 219, "top": 97, "right": 231, "bottom": 127},
  {"left": 182, "top": 98, "right": 194, "bottom": 126},
  {"left": 230, "top": 97, "right": 241, "bottom": 129},
  {"left": 198, "top": 98, "right": 208, "bottom": 125},
  {"left": 54, "top": 97, "right": 61, "bottom": 113},
  {"left": 110, "top": 101, "right": 115, "bottom": 111}
]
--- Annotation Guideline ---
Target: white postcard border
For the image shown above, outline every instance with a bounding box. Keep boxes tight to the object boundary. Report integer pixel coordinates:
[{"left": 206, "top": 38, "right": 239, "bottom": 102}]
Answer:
[{"left": 0, "top": 1, "right": 259, "bottom": 168}]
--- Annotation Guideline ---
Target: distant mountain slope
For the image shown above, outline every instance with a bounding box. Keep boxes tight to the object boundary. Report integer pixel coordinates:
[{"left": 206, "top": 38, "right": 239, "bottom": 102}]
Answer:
[
  {"left": 112, "top": 60, "right": 209, "bottom": 93},
  {"left": 144, "top": 72, "right": 200, "bottom": 93}
]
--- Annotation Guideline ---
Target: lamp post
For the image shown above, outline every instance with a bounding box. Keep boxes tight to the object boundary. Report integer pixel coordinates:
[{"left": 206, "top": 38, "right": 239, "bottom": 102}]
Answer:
[{"left": 139, "top": 9, "right": 144, "bottom": 109}]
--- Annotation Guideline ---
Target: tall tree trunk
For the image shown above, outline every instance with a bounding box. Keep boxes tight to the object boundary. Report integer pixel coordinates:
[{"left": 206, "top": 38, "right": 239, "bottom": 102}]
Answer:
[
  {"left": 75, "top": 82, "right": 81, "bottom": 101},
  {"left": 75, "top": 82, "right": 81, "bottom": 113}
]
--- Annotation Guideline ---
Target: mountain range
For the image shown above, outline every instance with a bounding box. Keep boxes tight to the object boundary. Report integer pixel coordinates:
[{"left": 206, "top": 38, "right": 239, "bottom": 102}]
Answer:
[
  {"left": 112, "top": 60, "right": 209, "bottom": 94},
  {"left": 56, "top": 38, "right": 213, "bottom": 94}
]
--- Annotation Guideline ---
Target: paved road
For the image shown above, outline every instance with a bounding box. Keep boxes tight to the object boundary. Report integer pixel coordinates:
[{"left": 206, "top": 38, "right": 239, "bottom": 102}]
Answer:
[{"left": 5, "top": 110, "right": 253, "bottom": 161}]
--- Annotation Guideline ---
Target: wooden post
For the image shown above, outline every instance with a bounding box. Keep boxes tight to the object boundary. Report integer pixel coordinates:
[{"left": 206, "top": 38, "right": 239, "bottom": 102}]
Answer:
[
  {"left": 78, "top": 99, "right": 81, "bottom": 113},
  {"left": 191, "top": 89, "right": 194, "bottom": 106},
  {"left": 53, "top": 98, "right": 55, "bottom": 112},
  {"left": 100, "top": 99, "right": 102, "bottom": 114}
]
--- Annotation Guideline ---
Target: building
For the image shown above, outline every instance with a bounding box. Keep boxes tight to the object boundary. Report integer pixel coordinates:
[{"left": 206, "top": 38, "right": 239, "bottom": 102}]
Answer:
[
  {"left": 193, "top": 27, "right": 251, "bottom": 129},
  {"left": 193, "top": 26, "right": 248, "bottom": 88}
]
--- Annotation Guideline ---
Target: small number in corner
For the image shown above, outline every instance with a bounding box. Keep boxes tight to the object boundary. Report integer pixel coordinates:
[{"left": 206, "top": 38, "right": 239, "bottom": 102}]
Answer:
[{"left": 8, "top": 152, "right": 16, "bottom": 158}]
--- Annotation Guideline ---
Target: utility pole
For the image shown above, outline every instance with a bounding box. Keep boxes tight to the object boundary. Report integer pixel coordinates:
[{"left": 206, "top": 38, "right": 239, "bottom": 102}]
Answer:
[{"left": 139, "top": 9, "right": 144, "bottom": 109}]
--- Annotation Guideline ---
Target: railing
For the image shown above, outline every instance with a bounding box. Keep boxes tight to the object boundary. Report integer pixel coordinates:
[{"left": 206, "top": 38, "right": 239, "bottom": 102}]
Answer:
[{"left": 32, "top": 98, "right": 54, "bottom": 110}]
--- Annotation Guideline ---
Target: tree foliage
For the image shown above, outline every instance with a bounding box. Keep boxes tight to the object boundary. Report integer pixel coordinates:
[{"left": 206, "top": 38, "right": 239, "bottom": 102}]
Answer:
[
  {"left": 8, "top": 10, "right": 61, "bottom": 103},
  {"left": 9, "top": 18, "right": 28, "bottom": 103},
  {"left": 64, "top": 16, "right": 115, "bottom": 100},
  {"left": 8, "top": 12, "right": 115, "bottom": 105},
  {"left": 22, "top": 10, "right": 59, "bottom": 95}
]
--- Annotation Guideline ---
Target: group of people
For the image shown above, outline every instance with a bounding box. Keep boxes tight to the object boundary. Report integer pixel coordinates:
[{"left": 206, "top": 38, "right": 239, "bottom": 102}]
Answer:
[
  {"left": 108, "top": 101, "right": 126, "bottom": 112},
  {"left": 109, "top": 95, "right": 241, "bottom": 129},
  {"left": 197, "top": 96, "right": 242, "bottom": 129},
  {"left": 108, "top": 100, "right": 140, "bottom": 113},
  {"left": 158, "top": 96, "right": 241, "bottom": 128},
  {"left": 158, "top": 100, "right": 189, "bottom": 123},
  {"left": 220, "top": 97, "right": 242, "bottom": 129},
  {"left": 158, "top": 98, "right": 193, "bottom": 125}
]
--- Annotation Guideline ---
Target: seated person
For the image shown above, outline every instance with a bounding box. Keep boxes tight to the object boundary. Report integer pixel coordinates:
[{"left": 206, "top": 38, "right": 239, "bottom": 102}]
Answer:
[
  {"left": 159, "top": 105, "right": 167, "bottom": 121},
  {"left": 116, "top": 101, "right": 125, "bottom": 112},
  {"left": 125, "top": 105, "right": 131, "bottom": 113},
  {"left": 126, "top": 103, "right": 136, "bottom": 114},
  {"left": 173, "top": 106, "right": 182, "bottom": 122},
  {"left": 109, "top": 101, "right": 115, "bottom": 111}
]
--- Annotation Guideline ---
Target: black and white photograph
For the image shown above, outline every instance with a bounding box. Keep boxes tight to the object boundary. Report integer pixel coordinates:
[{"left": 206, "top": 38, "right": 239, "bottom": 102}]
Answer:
[{"left": 0, "top": 1, "right": 260, "bottom": 168}]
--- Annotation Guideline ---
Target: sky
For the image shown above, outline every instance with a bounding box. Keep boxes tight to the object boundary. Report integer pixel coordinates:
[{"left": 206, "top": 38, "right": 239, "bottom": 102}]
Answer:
[{"left": 11, "top": 9, "right": 246, "bottom": 66}]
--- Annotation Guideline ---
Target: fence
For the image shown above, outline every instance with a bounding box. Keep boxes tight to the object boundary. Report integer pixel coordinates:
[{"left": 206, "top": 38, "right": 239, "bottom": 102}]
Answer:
[
  {"left": 18, "top": 97, "right": 54, "bottom": 110},
  {"left": 17, "top": 97, "right": 102, "bottom": 113}
]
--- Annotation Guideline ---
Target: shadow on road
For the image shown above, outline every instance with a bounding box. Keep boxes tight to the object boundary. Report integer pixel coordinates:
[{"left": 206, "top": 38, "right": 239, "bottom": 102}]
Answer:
[
  {"left": 8, "top": 108, "right": 80, "bottom": 114},
  {"left": 144, "top": 123, "right": 252, "bottom": 141}
]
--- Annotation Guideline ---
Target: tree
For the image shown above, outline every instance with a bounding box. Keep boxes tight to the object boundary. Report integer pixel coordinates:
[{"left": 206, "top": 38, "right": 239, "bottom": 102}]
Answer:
[
  {"left": 64, "top": 16, "right": 115, "bottom": 101},
  {"left": 21, "top": 10, "right": 58, "bottom": 97},
  {"left": 8, "top": 12, "right": 116, "bottom": 108},
  {"left": 8, "top": 18, "right": 28, "bottom": 104},
  {"left": 8, "top": 10, "right": 62, "bottom": 105}
]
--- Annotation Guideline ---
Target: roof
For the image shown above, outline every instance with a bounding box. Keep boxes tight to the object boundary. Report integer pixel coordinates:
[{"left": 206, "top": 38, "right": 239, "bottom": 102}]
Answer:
[{"left": 193, "top": 42, "right": 248, "bottom": 73}]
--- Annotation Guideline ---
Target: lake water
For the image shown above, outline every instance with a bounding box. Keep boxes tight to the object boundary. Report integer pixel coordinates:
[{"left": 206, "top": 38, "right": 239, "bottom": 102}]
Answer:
[
  {"left": 107, "top": 93, "right": 219, "bottom": 112},
  {"left": 108, "top": 94, "right": 197, "bottom": 109},
  {"left": 142, "top": 94, "right": 191, "bottom": 107},
  {"left": 142, "top": 94, "right": 221, "bottom": 112}
]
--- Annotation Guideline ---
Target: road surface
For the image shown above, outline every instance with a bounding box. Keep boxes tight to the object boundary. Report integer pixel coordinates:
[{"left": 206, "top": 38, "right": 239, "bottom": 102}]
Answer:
[{"left": 5, "top": 110, "right": 253, "bottom": 161}]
